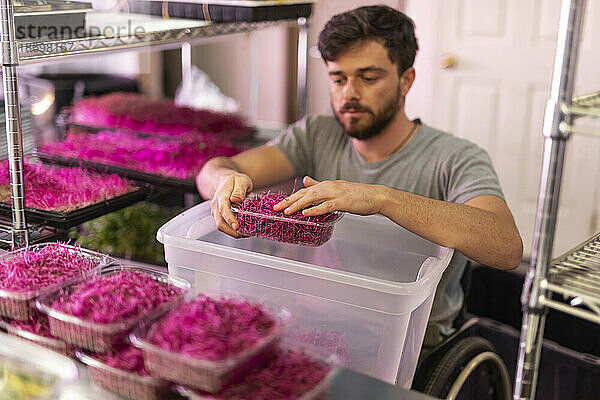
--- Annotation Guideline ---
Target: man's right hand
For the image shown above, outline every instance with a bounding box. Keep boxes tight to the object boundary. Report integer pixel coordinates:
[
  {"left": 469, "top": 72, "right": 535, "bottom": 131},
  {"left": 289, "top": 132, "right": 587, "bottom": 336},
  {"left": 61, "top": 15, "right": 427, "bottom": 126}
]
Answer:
[{"left": 210, "top": 173, "right": 253, "bottom": 238}]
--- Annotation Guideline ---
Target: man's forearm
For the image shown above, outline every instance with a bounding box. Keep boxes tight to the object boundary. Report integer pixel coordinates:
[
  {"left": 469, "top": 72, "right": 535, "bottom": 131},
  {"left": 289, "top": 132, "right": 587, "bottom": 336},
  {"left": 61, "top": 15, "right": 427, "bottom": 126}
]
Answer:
[
  {"left": 376, "top": 186, "right": 522, "bottom": 270},
  {"left": 196, "top": 157, "right": 242, "bottom": 199}
]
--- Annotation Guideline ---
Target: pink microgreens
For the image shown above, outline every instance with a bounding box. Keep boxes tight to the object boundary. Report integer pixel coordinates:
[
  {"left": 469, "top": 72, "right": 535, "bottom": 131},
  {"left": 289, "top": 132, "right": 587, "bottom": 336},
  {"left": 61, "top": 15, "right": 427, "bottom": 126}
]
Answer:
[
  {"left": 147, "top": 294, "right": 276, "bottom": 361},
  {"left": 51, "top": 270, "right": 182, "bottom": 324},
  {"left": 193, "top": 347, "right": 331, "bottom": 399},
  {"left": 235, "top": 192, "right": 338, "bottom": 246},
  {"left": 0, "top": 159, "right": 133, "bottom": 212},
  {"left": 0, "top": 243, "right": 97, "bottom": 292},
  {"left": 42, "top": 130, "right": 241, "bottom": 180},
  {"left": 97, "top": 343, "right": 150, "bottom": 376},
  {"left": 287, "top": 328, "right": 350, "bottom": 364},
  {"left": 71, "top": 92, "right": 252, "bottom": 140}
]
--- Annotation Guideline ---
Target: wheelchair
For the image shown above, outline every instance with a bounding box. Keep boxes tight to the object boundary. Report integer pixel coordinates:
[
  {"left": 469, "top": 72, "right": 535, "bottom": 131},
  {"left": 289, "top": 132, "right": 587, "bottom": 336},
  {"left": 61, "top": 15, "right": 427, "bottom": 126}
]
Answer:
[{"left": 411, "top": 263, "right": 512, "bottom": 400}]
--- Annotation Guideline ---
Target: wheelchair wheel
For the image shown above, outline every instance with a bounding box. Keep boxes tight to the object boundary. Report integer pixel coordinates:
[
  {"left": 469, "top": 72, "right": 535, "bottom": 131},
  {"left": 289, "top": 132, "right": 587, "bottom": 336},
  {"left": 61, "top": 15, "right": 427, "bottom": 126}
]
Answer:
[{"left": 422, "top": 336, "right": 511, "bottom": 400}]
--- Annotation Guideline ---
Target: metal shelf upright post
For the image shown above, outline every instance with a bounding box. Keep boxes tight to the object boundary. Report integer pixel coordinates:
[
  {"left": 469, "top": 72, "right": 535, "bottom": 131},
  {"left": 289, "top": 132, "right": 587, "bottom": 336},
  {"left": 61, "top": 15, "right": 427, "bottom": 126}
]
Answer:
[
  {"left": 513, "top": 0, "right": 600, "bottom": 399},
  {"left": 1, "top": 0, "right": 27, "bottom": 248}
]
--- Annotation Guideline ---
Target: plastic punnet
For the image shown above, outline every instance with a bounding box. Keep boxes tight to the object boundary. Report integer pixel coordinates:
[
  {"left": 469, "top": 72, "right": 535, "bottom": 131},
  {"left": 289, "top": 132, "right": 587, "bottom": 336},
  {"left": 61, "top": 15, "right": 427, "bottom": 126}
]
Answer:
[
  {"left": 231, "top": 206, "right": 343, "bottom": 246},
  {"left": 130, "top": 294, "right": 291, "bottom": 393},
  {"left": 0, "top": 243, "right": 113, "bottom": 320},
  {"left": 35, "top": 265, "right": 190, "bottom": 352},
  {"left": 76, "top": 350, "right": 170, "bottom": 400},
  {"left": 176, "top": 340, "right": 341, "bottom": 400}
]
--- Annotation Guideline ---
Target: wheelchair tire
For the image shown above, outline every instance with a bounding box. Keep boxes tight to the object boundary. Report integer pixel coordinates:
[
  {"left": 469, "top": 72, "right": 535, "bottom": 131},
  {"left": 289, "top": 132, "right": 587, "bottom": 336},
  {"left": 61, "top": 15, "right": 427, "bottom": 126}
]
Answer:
[{"left": 422, "top": 336, "right": 510, "bottom": 400}]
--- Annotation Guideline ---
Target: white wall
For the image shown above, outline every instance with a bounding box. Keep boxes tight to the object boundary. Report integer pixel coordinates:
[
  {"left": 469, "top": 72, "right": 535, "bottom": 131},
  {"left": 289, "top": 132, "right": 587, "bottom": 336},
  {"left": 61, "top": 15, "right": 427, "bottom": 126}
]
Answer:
[{"left": 191, "top": 27, "right": 289, "bottom": 124}]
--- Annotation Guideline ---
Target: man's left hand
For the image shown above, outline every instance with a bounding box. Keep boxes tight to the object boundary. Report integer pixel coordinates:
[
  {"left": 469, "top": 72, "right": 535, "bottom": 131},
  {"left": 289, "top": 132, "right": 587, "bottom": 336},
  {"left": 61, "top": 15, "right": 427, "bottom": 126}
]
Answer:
[{"left": 273, "top": 176, "right": 385, "bottom": 217}]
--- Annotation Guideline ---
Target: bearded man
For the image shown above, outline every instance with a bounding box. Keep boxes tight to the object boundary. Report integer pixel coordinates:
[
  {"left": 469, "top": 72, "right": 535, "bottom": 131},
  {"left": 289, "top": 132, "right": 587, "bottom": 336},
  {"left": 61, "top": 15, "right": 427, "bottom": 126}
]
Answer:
[{"left": 196, "top": 5, "right": 523, "bottom": 347}]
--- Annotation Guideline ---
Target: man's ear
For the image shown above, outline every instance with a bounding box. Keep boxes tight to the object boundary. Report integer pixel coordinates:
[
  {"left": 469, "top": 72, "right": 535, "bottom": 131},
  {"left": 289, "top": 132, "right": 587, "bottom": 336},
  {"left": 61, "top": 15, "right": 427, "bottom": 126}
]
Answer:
[{"left": 400, "top": 67, "right": 416, "bottom": 97}]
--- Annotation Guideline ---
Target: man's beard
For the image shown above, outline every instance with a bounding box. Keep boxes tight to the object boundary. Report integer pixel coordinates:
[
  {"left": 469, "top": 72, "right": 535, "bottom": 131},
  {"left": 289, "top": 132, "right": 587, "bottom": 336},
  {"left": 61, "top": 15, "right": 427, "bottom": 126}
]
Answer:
[{"left": 333, "top": 86, "right": 402, "bottom": 140}]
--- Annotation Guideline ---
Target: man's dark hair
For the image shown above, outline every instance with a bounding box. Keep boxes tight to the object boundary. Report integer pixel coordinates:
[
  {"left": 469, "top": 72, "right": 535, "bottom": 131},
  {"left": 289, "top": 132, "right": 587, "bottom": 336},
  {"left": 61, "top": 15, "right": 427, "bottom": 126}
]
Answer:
[{"left": 318, "top": 5, "right": 418, "bottom": 76}]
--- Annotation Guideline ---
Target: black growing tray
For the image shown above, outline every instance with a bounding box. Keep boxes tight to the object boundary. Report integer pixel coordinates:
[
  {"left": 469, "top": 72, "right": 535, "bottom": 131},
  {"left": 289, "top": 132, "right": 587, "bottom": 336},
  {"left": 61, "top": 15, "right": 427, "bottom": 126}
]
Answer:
[
  {"left": 0, "top": 217, "right": 68, "bottom": 250},
  {"left": 127, "top": 0, "right": 312, "bottom": 23},
  {"left": 0, "top": 186, "right": 148, "bottom": 230},
  {"left": 59, "top": 121, "right": 256, "bottom": 146},
  {"left": 33, "top": 151, "right": 197, "bottom": 193}
]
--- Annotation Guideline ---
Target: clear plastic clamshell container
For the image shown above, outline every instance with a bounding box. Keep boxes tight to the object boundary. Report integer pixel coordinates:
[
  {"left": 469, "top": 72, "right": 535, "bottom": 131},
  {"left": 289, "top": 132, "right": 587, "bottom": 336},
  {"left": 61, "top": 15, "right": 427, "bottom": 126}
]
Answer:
[
  {"left": 231, "top": 205, "right": 343, "bottom": 246},
  {"left": 176, "top": 339, "right": 341, "bottom": 400},
  {"left": 0, "top": 243, "right": 114, "bottom": 321},
  {"left": 0, "top": 316, "right": 72, "bottom": 356},
  {"left": 35, "top": 265, "right": 191, "bottom": 352},
  {"left": 76, "top": 350, "right": 170, "bottom": 400},
  {"left": 129, "top": 295, "right": 292, "bottom": 394},
  {"left": 0, "top": 332, "right": 79, "bottom": 400}
]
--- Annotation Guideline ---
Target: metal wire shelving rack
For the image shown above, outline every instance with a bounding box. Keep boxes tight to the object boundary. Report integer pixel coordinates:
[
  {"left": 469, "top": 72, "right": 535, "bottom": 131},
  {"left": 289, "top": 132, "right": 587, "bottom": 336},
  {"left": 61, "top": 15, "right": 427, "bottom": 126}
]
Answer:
[
  {"left": 0, "top": 1, "right": 309, "bottom": 249},
  {"left": 514, "top": 0, "right": 600, "bottom": 399}
]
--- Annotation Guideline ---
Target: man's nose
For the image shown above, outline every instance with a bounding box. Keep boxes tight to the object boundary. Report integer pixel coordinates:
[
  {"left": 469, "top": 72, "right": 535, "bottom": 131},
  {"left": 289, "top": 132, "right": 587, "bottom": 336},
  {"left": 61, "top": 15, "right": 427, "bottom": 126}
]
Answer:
[{"left": 343, "top": 80, "right": 360, "bottom": 101}]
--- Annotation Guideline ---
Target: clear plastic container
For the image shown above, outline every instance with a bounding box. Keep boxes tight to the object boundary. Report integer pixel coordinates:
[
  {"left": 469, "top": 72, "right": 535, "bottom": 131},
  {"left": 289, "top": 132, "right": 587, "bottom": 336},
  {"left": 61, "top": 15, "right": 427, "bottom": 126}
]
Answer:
[
  {"left": 0, "top": 243, "right": 114, "bottom": 321},
  {"left": 76, "top": 350, "right": 170, "bottom": 400},
  {"left": 157, "top": 202, "right": 454, "bottom": 387},
  {"left": 0, "top": 316, "right": 72, "bottom": 356},
  {"left": 35, "top": 265, "right": 191, "bottom": 352},
  {"left": 129, "top": 296, "right": 291, "bottom": 394},
  {"left": 0, "top": 332, "right": 79, "bottom": 399},
  {"left": 231, "top": 205, "right": 343, "bottom": 246},
  {"left": 176, "top": 340, "right": 341, "bottom": 400}
]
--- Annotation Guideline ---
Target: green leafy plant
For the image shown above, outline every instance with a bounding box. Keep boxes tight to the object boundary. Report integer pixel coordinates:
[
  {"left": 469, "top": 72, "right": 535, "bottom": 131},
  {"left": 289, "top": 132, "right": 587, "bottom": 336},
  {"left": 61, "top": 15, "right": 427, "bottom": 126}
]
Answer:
[{"left": 70, "top": 202, "right": 183, "bottom": 266}]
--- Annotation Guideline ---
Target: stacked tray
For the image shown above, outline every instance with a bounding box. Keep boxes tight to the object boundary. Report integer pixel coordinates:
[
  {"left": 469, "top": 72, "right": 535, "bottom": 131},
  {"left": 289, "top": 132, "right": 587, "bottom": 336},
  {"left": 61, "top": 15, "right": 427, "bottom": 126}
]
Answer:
[
  {"left": 126, "top": 0, "right": 314, "bottom": 23},
  {"left": 15, "top": 0, "right": 93, "bottom": 40},
  {"left": 34, "top": 149, "right": 197, "bottom": 193},
  {"left": 0, "top": 156, "right": 148, "bottom": 230}
]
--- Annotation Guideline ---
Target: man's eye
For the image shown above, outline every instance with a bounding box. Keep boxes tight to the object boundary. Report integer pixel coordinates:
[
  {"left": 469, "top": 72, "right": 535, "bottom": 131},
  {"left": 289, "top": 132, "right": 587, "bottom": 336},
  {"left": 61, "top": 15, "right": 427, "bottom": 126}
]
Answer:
[
  {"left": 363, "top": 77, "right": 378, "bottom": 83},
  {"left": 333, "top": 79, "right": 344, "bottom": 85}
]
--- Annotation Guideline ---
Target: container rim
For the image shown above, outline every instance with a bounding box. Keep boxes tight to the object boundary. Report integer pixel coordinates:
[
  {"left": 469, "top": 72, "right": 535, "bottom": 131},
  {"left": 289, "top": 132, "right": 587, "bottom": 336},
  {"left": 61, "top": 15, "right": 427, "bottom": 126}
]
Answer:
[
  {"left": 157, "top": 202, "right": 455, "bottom": 297},
  {"left": 0, "top": 318, "right": 68, "bottom": 349}
]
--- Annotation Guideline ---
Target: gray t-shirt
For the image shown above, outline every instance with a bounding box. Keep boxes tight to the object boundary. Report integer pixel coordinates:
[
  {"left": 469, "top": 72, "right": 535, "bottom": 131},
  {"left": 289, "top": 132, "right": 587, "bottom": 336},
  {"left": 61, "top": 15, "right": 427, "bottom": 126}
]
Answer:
[{"left": 269, "top": 115, "right": 504, "bottom": 335}]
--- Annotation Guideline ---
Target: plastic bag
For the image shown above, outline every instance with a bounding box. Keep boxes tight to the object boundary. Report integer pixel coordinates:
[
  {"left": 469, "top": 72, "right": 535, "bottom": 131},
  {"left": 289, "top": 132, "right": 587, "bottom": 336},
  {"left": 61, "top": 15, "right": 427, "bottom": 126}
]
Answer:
[{"left": 175, "top": 66, "right": 239, "bottom": 114}]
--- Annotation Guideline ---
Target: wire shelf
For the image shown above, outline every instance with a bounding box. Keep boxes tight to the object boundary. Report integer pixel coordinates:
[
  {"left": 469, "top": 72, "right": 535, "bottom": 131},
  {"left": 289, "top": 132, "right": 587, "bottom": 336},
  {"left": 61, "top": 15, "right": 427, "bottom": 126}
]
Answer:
[
  {"left": 541, "top": 232, "right": 600, "bottom": 324},
  {"left": 17, "top": 12, "right": 295, "bottom": 63},
  {"left": 561, "top": 91, "right": 600, "bottom": 119},
  {"left": 572, "top": 91, "right": 600, "bottom": 107}
]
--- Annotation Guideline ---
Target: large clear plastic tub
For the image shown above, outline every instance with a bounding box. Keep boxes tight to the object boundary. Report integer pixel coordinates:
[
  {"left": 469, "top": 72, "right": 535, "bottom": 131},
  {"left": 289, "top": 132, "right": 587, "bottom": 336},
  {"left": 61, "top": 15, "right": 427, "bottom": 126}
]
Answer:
[{"left": 157, "top": 202, "right": 454, "bottom": 387}]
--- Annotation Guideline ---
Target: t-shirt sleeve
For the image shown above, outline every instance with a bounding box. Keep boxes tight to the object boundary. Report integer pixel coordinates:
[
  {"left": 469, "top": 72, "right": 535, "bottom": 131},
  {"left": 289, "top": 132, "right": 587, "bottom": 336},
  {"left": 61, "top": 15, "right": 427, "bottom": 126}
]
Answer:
[
  {"left": 267, "top": 117, "right": 313, "bottom": 177},
  {"left": 445, "top": 143, "right": 505, "bottom": 204}
]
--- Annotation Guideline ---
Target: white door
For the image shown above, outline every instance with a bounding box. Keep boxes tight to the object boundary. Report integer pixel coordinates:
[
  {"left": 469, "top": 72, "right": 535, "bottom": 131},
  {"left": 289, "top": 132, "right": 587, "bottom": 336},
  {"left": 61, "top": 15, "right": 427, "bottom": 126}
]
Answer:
[{"left": 405, "top": 0, "right": 600, "bottom": 258}]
